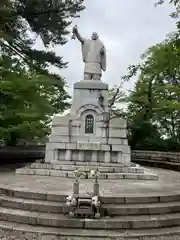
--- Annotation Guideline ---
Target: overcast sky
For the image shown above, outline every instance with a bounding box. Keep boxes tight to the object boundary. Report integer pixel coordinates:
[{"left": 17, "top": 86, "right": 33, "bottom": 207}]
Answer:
[{"left": 43, "top": 0, "right": 176, "bottom": 94}]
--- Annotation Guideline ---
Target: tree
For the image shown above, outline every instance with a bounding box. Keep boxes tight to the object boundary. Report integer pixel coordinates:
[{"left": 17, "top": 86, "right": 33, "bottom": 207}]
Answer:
[
  {"left": 108, "top": 84, "right": 127, "bottom": 119},
  {"left": 124, "top": 35, "right": 180, "bottom": 150},
  {"left": 0, "top": 0, "right": 85, "bottom": 75},
  {"left": 0, "top": 0, "right": 85, "bottom": 145},
  {"left": 156, "top": 0, "right": 180, "bottom": 30},
  {"left": 0, "top": 55, "right": 70, "bottom": 146}
]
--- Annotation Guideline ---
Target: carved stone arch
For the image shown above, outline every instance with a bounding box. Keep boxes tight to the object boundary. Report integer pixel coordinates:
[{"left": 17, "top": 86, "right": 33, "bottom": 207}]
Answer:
[{"left": 77, "top": 104, "right": 103, "bottom": 117}]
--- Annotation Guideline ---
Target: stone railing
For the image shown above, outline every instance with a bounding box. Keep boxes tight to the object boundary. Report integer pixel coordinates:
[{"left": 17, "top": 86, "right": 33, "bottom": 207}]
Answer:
[
  {"left": 131, "top": 150, "right": 180, "bottom": 171},
  {"left": 0, "top": 145, "right": 45, "bottom": 165},
  {"left": 1, "top": 145, "right": 180, "bottom": 171}
]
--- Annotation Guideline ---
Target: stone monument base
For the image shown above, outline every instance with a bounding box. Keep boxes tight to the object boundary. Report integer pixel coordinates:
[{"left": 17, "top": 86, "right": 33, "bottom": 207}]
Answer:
[
  {"left": 16, "top": 79, "right": 158, "bottom": 181},
  {"left": 16, "top": 161, "right": 158, "bottom": 181}
]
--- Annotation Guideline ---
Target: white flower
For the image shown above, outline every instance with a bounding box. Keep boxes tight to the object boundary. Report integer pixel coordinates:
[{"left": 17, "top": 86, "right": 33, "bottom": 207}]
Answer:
[
  {"left": 91, "top": 170, "right": 95, "bottom": 176},
  {"left": 92, "top": 196, "right": 100, "bottom": 206},
  {"left": 67, "top": 196, "right": 72, "bottom": 201}
]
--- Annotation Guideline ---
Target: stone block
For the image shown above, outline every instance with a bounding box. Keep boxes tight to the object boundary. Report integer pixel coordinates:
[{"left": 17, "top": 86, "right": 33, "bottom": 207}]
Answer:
[
  {"left": 100, "top": 144, "right": 110, "bottom": 151},
  {"left": 34, "top": 169, "right": 49, "bottom": 176},
  {"left": 108, "top": 138, "right": 123, "bottom": 145},
  {"left": 138, "top": 174, "right": 158, "bottom": 181},
  {"left": 99, "top": 173, "right": 106, "bottom": 179},
  {"left": 105, "top": 206, "right": 149, "bottom": 216},
  {"left": 125, "top": 196, "right": 159, "bottom": 204},
  {"left": 111, "top": 145, "right": 131, "bottom": 153},
  {"left": 46, "top": 193, "right": 66, "bottom": 202},
  {"left": 110, "top": 117, "right": 127, "bottom": 128},
  {"left": 46, "top": 142, "right": 66, "bottom": 150},
  {"left": 51, "top": 126, "right": 69, "bottom": 135},
  {"left": 54, "top": 165, "right": 61, "bottom": 170},
  {"left": 122, "top": 153, "right": 131, "bottom": 166},
  {"left": 84, "top": 218, "right": 131, "bottom": 229},
  {"left": 50, "top": 136, "right": 70, "bottom": 143},
  {"left": 109, "top": 129, "right": 127, "bottom": 138},
  {"left": 49, "top": 171, "right": 64, "bottom": 177},
  {"left": 124, "top": 174, "right": 139, "bottom": 180},
  {"left": 101, "top": 197, "right": 125, "bottom": 204},
  {"left": 5, "top": 210, "right": 38, "bottom": 225},
  {"left": 65, "top": 143, "right": 77, "bottom": 150},
  {"left": 77, "top": 142, "right": 101, "bottom": 151},
  {"left": 74, "top": 80, "right": 108, "bottom": 90},
  {"left": 0, "top": 198, "right": 24, "bottom": 210},
  {"left": 122, "top": 139, "right": 128, "bottom": 145},
  {"left": 13, "top": 189, "right": 47, "bottom": 200},
  {"left": 37, "top": 215, "right": 84, "bottom": 228},
  {"left": 160, "top": 195, "right": 180, "bottom": 202},
  {"left": 45, "top": 150, "right": 54, "bottom": 163},
  {"left": 131, "top": 218, "right": 159, "bottom": 229},
  {"left": 106, "top": 173, "right": 124, "bottom": 179}
]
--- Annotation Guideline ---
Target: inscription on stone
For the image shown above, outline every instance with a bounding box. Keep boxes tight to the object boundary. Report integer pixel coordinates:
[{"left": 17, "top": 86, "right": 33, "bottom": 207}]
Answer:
[{"left": 77, "top": 142, "right": 100, "bottom": 151}]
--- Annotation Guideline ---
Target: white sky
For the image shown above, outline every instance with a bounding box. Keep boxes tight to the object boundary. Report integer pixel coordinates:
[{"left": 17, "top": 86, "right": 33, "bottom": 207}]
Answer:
[{"left": 36, "top": 0, "right": 176, "bottom": 96}]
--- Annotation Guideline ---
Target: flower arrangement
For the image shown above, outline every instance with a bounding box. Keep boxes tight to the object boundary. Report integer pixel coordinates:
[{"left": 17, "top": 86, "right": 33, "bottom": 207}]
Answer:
[
  {"left": 66, "top": 195, "right": 77, "bottom": 206},
  {"left": 73, "top": 168, "right": 86, "bottom": 182},
  {"left": 92, "top": 196, "right": 100, "bottom": 207},
  {"left": 90, "top": 168, "right": 100, "bottom": 183}
]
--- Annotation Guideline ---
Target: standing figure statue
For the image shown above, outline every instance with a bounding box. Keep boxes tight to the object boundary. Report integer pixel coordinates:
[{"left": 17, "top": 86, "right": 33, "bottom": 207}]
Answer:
[{"left": 72, "top": 25, "right": 106, "bottom": 81}]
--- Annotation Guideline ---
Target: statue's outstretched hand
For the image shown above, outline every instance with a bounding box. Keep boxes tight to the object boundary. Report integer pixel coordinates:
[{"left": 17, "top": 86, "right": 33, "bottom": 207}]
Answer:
[{"left": 73, "top": 25, "right": 78, "bottom": 33}]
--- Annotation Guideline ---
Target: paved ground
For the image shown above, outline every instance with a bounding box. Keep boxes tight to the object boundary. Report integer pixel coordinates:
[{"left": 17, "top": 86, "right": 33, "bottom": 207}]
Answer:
[{"left": 0, "top": 165, "right": 180, "bottom": 196}]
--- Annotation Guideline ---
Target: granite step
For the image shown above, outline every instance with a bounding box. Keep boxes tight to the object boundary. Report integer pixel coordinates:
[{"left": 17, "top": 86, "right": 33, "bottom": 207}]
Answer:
[
  {"left": 1, "top": 186, "right": 180, "bottom": 204},
  {"left": 2, "top": 195, "right": 180, "bottom": 216},
  {"left": 1, "top": 220, "right": 180, "bottom": 239},
  {"left": 103, "top": 201, "right": 180, "bottom": 216},
  {"left": 15, "top": 168, "right": 157, "bottom": 180},
  {"left": 29, "top": 163, "right": 144, "bottom": 174},
  {"left": 43, "top": 161, "right": 136, "bottom": 167},
  {"left": 1, "top": 206, "right": 180, "bottom": 229},
  {"left": 0, "top": 195, "right": 65, "bottom": 213}
]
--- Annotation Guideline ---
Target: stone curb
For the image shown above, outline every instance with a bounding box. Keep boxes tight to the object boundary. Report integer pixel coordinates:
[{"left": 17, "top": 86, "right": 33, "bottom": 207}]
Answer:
[
  {"left": 1, "top": 195, "right": 180, "bottom": 216},
  {"left": 1, "top": 220, "right": 180, "bottom": 239},
  {"left": 1, "top": 185, "right": 180, "bottom": 203}
]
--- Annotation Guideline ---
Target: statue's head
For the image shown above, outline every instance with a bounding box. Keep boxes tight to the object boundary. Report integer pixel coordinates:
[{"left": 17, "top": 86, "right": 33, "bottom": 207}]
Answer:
[{"left": 91, "top": 32, "right": 99, "bottom": 40}]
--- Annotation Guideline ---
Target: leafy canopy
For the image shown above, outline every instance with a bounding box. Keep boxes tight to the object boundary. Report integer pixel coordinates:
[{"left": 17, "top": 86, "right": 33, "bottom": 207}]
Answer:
[
  {"left": 0, "top": 55, "right": 70, "bottom": 145},
  {"left": 0, "top": 0, "right": 85, "bottom": 74}
]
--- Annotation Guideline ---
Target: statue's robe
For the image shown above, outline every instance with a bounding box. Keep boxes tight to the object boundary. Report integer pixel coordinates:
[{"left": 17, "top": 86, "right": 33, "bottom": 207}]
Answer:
[{"left": 81, "top": 39, "right": 106, "bottom": 76}]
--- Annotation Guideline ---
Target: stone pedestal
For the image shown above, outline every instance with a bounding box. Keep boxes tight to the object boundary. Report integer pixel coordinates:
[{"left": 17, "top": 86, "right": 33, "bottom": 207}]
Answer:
[
  {"left": 16, "top": 78, "right": 158, "bottom": 181},
  {"left": 93, "top": 182, "right": 99, "bottom": 196},
  {"left": 73, "top": 181, "right": 79, "bottom": 195},
  {"left": 44, "top": 80, "right": 131, "bottom": 166}
]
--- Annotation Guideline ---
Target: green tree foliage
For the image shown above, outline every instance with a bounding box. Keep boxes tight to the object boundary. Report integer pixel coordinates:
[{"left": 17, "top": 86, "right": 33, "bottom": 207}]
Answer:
[
  {"left": 0, "top": 0, "right": 85, "bottom": 145},
  {"left": 124, "top": 35, "right": 180, "bottom": 150},
  {"left": 0, "top": 0, "right": 85, "bottom": 74},
  {"left": 156, "top": 0, "right": 180, "bottom": 30},
  {"left": 0, "top": 55, "right": 70, "bottom": 146},
  {"left": 108, "top": 84, "right": 127, "bottom": 119}
]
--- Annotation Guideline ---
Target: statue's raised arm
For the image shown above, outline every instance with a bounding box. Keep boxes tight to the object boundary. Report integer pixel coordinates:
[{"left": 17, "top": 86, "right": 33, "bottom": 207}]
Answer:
[
  {"left": 72, "top": 25, "right": 84, "bottom": 44},
  {"left": 72, "top": 25, "right": 106, "bottom": 81}
]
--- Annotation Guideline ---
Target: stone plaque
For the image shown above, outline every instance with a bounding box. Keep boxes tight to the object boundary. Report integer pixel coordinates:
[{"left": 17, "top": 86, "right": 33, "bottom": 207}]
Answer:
[{"left": 77, "top": 141, "right": 100, "bottom": 151}]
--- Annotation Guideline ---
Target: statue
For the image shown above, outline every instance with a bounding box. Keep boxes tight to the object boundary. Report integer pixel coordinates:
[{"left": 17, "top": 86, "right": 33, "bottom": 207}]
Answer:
[{"left": 72, "top": 25, "right": 106, "bottom": 81}]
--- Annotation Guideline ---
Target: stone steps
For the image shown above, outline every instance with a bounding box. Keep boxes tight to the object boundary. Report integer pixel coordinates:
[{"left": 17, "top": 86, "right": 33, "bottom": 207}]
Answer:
[
  {"left": 103, "top": 201, "right": 180, "bottom": 216},
  {"left": 1, "top": 195, "right": 180, "bottom": 216},
  {"left": 29, "top": 163, "right": 144, "bottom": 173},
  {"left": 34, "top": 161, "right": 136, "bottom": 167},
  {"left": 1, "top": 220, "right": 180, "bottom": 239},
  {"left": 1, "top": 205, "right": 180, "bottom": 229},
  {"left": 1, "top": 186, "right": 180, "bottom": 203},
  {"left": 1, "top": 186, "right": 180, "bottom": 237},
  {"left": 16, "top": 168, "right": 157, "bottom": 180}
]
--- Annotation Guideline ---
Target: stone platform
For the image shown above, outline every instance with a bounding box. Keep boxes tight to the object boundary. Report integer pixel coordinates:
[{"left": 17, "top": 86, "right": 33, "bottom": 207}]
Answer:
[
  {"left": 0, "top": 167, "right": 180, "bottom": 239},
  {"left": 15, "top": 161, "right": 158, "bottom": 180}
]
